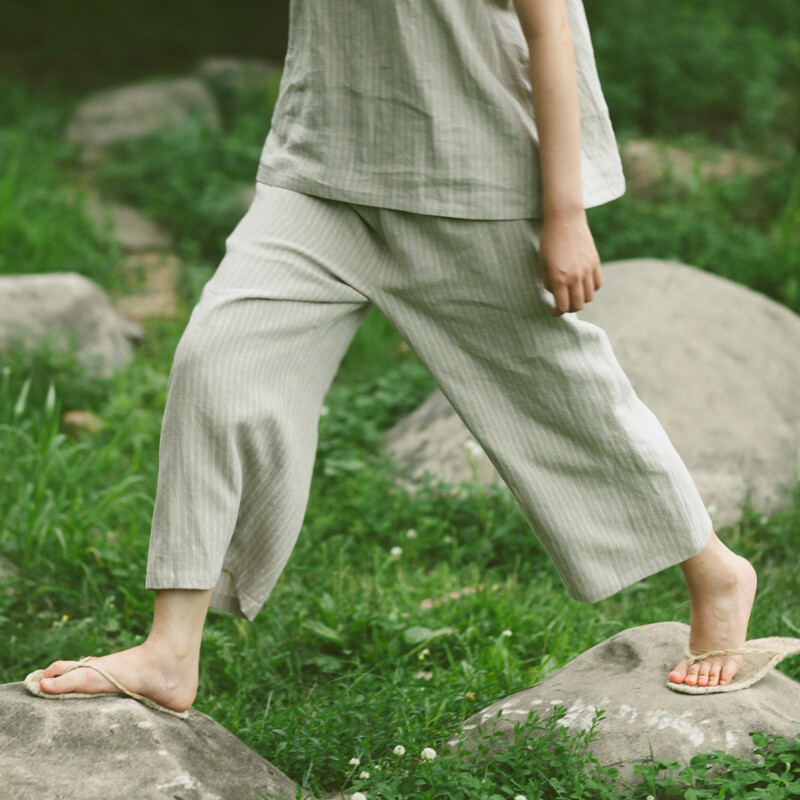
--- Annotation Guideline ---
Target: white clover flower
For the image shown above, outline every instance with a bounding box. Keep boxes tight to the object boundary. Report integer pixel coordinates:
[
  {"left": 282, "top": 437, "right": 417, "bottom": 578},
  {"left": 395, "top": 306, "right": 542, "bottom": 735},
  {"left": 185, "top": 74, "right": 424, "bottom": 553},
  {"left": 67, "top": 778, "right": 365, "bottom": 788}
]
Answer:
[
  {"left": 463, "top": 439, "right": 483, "bottom": 457},
  {"left": 420, "top": 747, "right": 437, "bottom": 761},
  {"left": 359, "top": 771, "right": 370, "bottom": 779},
  {"left": 501, "top": 629, "right": 512, "bottom": 638},
  {"left": 646, "top": 796, "right": 655, "bottom": 800},
  {"left": 350, "top": 793, "right": 367, "bottom": 800},
  {"left": 405, "top": 528, "right": 418, "bottom": 539},
  {"left": 390, "top": 546, "right": 403, "bottom": 559},
  {"left": 393, "top": 745, "right": 406, "bottom": 756},
  {"left": 349, "top": 757, "right": 361, "bottom": 766},
  {"left": 514, "top": 795, "right": 528, "bottom": 800}
]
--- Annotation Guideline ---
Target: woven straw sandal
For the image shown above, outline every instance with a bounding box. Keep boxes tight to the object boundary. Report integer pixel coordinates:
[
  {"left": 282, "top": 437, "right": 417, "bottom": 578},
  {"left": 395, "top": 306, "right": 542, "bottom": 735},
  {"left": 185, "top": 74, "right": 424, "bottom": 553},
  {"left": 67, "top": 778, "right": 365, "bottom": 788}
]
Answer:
[
  {"left": 24, "top": 657, "right": 189, "bottom": 718},
  {"left": 666, "top": 636, "right": 800, "bottom": 694}
]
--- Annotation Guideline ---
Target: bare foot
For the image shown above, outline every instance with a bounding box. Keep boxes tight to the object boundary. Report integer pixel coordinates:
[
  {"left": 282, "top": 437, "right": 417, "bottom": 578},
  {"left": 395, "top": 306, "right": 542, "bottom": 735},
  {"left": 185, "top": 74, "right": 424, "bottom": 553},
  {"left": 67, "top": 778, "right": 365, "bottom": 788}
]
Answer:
[
  {"left": 38, "top": 640, "right": 199, "bottom": 713},
  {"left": 37, "top": 588, "right": 213, "bottom": 712},
  {"left": 668, "top": 531, "right": 757, "bottom": 688}
]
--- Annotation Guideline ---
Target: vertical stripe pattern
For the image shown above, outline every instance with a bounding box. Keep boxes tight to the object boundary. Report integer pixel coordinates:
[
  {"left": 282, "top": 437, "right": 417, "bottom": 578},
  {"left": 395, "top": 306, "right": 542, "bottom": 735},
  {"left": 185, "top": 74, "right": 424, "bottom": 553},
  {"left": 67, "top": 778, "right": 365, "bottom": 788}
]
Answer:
[
  {"left": 146, "top": 184, "right": 711, "bottom": 619},
  {"left": 258, "top": 0, "right": 626, "bottom": 220}
]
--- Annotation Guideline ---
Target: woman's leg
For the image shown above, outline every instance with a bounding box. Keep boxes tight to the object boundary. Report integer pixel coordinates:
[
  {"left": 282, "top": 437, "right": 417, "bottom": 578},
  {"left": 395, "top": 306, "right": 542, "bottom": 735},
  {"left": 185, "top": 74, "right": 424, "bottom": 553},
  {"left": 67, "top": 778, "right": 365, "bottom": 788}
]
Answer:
[
  {"left": 38, "top": 185, "right": 377, "bottom": 707},
  {"left": 358, "top": 207, "right": 756, "bottom": 687}
]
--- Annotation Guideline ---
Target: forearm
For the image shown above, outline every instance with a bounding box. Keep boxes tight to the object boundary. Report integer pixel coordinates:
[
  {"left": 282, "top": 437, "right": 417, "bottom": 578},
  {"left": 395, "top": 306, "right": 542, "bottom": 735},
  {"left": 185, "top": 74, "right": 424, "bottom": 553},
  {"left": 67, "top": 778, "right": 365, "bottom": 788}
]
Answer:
[{"left": 512, "top": 0, "right": 584, "bottom": 219}]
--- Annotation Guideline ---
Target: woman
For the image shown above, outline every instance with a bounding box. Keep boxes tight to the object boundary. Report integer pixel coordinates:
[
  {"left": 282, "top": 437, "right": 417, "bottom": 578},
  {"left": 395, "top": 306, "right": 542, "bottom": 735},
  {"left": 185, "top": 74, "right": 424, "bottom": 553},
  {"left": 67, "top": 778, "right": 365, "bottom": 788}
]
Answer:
[{"left": 31, "top": 0, "right": 758, "bottom": 713}]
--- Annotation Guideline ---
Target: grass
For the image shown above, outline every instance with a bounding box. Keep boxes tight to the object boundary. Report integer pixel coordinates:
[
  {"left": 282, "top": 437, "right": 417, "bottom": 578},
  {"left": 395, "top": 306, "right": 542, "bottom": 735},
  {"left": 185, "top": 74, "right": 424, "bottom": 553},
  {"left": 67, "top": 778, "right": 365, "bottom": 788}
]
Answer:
[
  {"left": 2, "top": 321, "right": 800, "bottom": 797},
  {"left": 2, "top": 3, "right": 800, "bottom": 791}
]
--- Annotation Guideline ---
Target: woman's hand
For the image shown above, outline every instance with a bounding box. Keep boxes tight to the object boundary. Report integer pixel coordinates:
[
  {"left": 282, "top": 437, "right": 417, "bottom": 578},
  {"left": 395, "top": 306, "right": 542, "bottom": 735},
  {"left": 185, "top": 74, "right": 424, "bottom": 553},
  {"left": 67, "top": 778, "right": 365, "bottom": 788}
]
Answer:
[{"left": 539, "top": 209, "right": 602, "bottom": 316}]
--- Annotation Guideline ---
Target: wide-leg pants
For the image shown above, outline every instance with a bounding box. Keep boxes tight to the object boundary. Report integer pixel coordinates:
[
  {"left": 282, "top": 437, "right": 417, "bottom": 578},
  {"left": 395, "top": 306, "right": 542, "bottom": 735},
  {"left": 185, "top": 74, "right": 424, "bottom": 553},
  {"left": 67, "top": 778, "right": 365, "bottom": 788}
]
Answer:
[{"left": 146, "top": 183, "right": 712, "bottom": 620}]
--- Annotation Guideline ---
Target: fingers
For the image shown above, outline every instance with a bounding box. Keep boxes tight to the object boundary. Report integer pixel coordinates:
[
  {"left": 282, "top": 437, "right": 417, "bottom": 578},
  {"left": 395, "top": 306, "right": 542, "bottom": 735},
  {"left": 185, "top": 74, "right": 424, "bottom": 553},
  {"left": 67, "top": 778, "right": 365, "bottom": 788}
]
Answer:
[
  {"left": 548, "top": 272, "right": 588, "bottom": 317},
  {"left": 583, "top": 273, "right": 595, "bottom": 304}
]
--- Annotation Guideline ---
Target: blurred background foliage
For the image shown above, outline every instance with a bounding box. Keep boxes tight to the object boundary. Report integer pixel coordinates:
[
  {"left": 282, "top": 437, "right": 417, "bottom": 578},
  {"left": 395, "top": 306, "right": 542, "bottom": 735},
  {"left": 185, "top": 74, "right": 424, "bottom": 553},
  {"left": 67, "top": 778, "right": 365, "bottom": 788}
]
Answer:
[
  {"left": 0, "top": 0, "right": 797, "bottom": 149},
  {"left": 2, "top": 3, "right": 800, "bottom": 793}
]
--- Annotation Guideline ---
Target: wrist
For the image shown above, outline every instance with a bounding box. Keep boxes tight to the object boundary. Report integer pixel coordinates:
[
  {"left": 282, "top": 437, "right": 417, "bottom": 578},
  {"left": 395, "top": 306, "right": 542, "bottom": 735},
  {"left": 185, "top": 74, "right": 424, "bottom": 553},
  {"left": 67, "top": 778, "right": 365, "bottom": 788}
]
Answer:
[{"left": 542, "top": 202, "right": 586, "bottom": 223}]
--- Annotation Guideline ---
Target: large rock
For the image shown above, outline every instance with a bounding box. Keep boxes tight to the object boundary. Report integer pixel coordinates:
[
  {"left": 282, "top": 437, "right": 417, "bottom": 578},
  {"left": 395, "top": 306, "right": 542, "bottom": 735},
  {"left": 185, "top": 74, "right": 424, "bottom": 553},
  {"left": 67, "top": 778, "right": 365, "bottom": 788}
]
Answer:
[
  {"left": 385, "top": 260, "right": 800, "bottom": 527},
  {"left": 450, "top": 622, "right": 800, "bottom": 781},
  {"left": 0, "top": 682, "right": 299, "bottom": 799},
  {"left": 0, "top": 273, "right": 144, "bottom": 378},
  {"left": 67, "top": 78, "right": 220, "bottom": 161},
  {"left": 196, "top": 57, "right": 283, "bottom": 92},
  {"left": 83, "top": 191, "right": 171, "bottom": 253}
]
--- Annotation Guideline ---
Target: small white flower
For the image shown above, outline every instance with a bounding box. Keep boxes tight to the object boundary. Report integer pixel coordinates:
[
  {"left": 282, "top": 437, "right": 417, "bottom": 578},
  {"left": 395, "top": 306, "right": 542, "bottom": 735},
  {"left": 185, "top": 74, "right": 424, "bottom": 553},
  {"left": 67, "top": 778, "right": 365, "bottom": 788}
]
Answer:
[
  {"left": 350, "top": 793, "right": 367, "bottom": 800},
  {"left": 390, "top": 546, "right": 403, "bottom": 559},
  {"left": 349, "top": 757, "right": 360, "bottom": 766},
  {"left": 420, "top": 747, "right": 437, "bottom": 761},
  {"left": 464, "top": 439, "right": 483, "bottom": 457},
  {"left": 501, "top": 629, "right": 512, "bottom": 638},
  {"left": 359, "top": 771, "right": 370, "bottom": 779},
  {"left": 393, "top": 745, "right": 406, "bottom": 756},
  {"left": 646, "top": 796, "right": 655, "bottom": 800},
  {"left": 406, "top": 528, "right": 418, "bottom": 539},
  {"left": 514, "top": 795, "right": 528, "bottom": 800},
  {"left": 320, "top": 405, "right": 329, "bottom": 417}
]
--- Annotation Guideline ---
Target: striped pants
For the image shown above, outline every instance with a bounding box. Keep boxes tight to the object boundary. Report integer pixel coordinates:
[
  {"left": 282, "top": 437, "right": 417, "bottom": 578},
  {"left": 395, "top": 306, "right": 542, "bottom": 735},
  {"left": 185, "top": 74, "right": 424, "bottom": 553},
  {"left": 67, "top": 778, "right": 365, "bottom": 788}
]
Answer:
[{"left": 146, "top": 183, "right": 712, "bottom": 620}]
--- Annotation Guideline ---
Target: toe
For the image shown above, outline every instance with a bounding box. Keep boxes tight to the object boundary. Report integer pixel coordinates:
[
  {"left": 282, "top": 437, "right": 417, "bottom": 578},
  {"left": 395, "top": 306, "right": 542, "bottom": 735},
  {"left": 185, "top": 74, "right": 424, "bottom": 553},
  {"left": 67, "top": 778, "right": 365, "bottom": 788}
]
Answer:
[
  {"left": 719, "top": 656, "right": 742, "bottom": 686},
  {"left": 39, "top": 663, "right": 113, "bottom": 696},
  {"left": 668, "top": 659, "right": 688, "bottom": 684},
  {"left": 41, "top": 660, "right": 80, "bottom": 679},
  {"left": 684, "top": 663, "right": 701, "bottom": 686},
  {"left": 696, "top": 661, "right": 712, "bottom": 686},
  {"left": 707, "top": 662, "right": 722, "bottom": 687}
]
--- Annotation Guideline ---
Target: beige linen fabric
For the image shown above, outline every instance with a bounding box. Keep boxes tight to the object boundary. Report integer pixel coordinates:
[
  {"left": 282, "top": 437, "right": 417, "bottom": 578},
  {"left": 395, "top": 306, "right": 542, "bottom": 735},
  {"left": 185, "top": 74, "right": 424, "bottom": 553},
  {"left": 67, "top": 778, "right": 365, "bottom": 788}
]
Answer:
[
  {"left": 146, "top": 184, "right": 711, "bottom": 620},
  {"left": 258, "top": 0, "right": 626, "bottom": 219}
]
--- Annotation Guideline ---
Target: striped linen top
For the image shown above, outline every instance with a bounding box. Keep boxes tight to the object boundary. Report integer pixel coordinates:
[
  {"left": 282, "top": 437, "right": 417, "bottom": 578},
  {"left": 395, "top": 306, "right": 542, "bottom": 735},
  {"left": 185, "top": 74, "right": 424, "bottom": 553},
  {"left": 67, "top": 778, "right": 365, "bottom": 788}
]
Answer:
[{"left": 257, "top": 0, "right": 626, "bottom": 219}]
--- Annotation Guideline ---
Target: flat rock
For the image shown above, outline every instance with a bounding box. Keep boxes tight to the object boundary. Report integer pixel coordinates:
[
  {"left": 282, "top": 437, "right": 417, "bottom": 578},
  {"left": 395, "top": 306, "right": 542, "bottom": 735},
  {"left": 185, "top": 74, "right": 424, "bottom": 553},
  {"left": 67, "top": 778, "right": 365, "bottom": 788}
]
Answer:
[
  {"left": 385, "top": 260, "right": 800, "bottom": 527},
  {"left": 0, "top": 682, "right": 299, "bottom": 800},
  {"left": 67, "top": 78, "right": 220, "bottom": 162},
  {"left": 196, "top": 57, "right": 283, "bottom": 92},
  {"left": 0, "top": 273, "right": 144, "bottom": 378},
  {"left": 451, "top": 622, "right": 800, "bottom": 781},
  {"left": 84, "top": 192, "right": 171, "bottom": 253}
]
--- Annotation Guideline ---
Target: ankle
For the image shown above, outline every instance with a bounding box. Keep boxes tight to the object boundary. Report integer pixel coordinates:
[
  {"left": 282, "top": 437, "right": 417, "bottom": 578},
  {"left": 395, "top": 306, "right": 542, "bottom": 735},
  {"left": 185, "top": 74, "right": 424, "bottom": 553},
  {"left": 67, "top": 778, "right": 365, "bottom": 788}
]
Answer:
[{"left": 141, "top": 635, "right": 200, "bottom": 667}]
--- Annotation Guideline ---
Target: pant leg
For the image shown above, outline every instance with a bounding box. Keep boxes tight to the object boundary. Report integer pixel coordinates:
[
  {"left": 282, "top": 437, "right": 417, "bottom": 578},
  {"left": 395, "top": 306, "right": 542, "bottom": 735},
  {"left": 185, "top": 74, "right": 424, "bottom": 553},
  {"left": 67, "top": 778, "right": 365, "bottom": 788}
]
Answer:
[
  {"left": 146, "top": 184, "right": 375, "bottom": 620},
  {"left": 355, "top": 207, "right": 712, "bottom": 602}
]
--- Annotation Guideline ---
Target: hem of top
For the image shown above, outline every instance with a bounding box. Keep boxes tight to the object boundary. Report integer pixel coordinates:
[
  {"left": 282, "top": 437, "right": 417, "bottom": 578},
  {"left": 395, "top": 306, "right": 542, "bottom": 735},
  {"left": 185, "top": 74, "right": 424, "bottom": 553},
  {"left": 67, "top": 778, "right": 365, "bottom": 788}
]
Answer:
[{"left": 255, "top": 169, "right": 626, "bottom": 221}]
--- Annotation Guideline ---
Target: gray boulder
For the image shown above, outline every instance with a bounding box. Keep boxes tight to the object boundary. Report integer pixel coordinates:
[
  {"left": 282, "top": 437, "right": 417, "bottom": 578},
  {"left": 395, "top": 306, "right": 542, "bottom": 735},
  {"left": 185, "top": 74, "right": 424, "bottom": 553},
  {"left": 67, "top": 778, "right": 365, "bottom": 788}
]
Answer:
[
  {"left": 385, "top": 260, "right": 800, "bottom": 527},
  {"left": 83, "top": 191, "right": 171, "bottom": 253},
  {"left": 450, "top": 622, "right": 800, "bottom": 781},
  {"left": 0, "top": 273, "right": 144, "bottom": 378},
  {"left": 0, "top": 681, "right": 299, "bottom": 800},
  {"left": 196, "top": 57, "right": 283, "bottom": 92},
  {"left": 67, "top": 78, "right": 220, "bottom": 162}
]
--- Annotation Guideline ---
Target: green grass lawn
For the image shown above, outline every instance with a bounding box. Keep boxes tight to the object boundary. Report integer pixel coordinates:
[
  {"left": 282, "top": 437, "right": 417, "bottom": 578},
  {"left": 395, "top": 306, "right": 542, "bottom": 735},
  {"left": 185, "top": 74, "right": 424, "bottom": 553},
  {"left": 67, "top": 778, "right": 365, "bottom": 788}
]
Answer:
[{"left": 2, "top": 7, "right": 800, "bottom": 791}]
